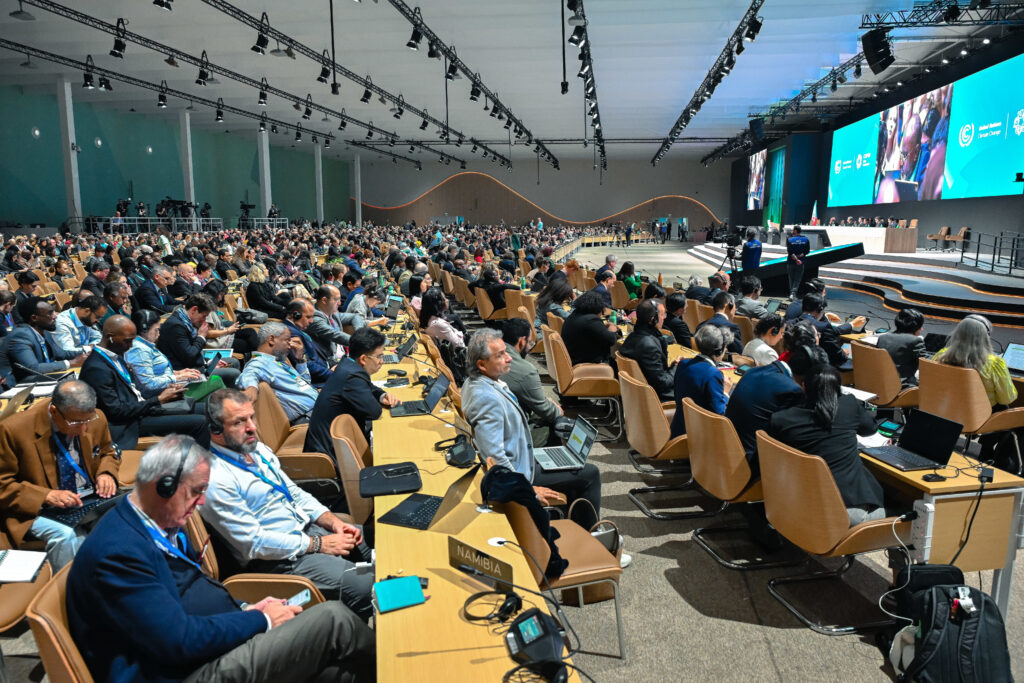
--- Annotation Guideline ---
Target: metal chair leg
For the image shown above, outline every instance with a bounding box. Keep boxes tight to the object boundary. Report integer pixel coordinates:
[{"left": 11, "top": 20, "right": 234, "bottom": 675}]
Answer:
[
  {"left": 692, "top": 524, "right": 805, "bottom": 571},
  {"left": 626, "top": 449, "right": 690, "bottom": 475},
  {"left": 628, "top": 479, "right": 726, "bottom": 520},
  {"left": 767, "top": 557, "right": 897, "bottom": 635}
]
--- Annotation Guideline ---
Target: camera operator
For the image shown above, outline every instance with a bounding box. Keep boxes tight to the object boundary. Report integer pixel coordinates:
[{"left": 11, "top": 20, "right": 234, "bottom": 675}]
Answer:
[
  {"left": 267, "top": 203, "right": 280, "bottom": 219},
  {"left": 199, "top": 202, "right": 212, "bottom": 219},
  {"left": 136, "top": 201, "right": 147, "bottom": 217}
]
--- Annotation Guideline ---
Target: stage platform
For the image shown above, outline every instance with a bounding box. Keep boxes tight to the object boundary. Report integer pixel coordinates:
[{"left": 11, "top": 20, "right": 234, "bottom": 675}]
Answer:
[{"left": 687, "top": 242, "right": 1024, "bottom": 328}]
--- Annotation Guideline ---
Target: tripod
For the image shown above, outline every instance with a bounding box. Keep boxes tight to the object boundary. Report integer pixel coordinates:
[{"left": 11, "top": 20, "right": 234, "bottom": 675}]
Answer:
[{"left": 716, "top": 246, "right": 739, "bottom": 284}]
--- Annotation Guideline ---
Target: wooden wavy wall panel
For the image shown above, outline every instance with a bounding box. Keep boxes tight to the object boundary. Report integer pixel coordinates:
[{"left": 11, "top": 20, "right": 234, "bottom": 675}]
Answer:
[{"left": 355, "top": 172, "right": 721, "bottom": 227}]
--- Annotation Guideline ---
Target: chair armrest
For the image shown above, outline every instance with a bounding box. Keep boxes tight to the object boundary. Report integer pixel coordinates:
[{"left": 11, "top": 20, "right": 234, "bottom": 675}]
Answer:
[
  {"left": 279, "top": 452, "right": 339, "bottom": 480},
  {"left": 223, "top": 574, "right": 326, "bottom": 606},
  {"left": 979, "top": 406, "right": 1024, "bottom": 433}
]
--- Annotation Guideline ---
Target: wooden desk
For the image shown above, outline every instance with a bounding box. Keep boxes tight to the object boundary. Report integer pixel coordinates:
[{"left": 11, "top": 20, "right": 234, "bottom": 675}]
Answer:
[
  {"left": 667, "top": 344, "right": 740, "bottom": 386},
  {"left": 370, "top": 357, "right": 579, "bottom": 681},
  {"left": 862, "top": 451, "right": 1024, "bottom": 616}
]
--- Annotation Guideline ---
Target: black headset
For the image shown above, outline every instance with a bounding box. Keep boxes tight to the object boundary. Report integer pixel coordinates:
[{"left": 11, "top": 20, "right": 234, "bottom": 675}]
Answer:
[
  {"left": 206, "top": 400, "right": 224, "bottom": 435},
  {"left": 463, "top": 591, "right": 523, "bottom": 624},
  {"left": 156, "top": 443, "right": 190, "bottom": 499}
]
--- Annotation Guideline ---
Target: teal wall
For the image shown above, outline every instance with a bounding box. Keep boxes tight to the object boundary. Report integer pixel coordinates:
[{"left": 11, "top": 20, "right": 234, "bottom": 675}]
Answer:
[
  {"left": 0, "top": 84, "right": 350, "bottom": 227},
  {"left": 0, "top": 85, "right": 65, "bottom": 226}
]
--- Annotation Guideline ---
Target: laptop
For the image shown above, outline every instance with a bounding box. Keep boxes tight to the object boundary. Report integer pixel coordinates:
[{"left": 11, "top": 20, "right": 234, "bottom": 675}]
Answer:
[
  {"left": 383, "top": 335, "right": 417, "bottom": 365},
  {"left": 863, "top": 410, "right": 963, "bottom": 471},
  {"left": 0, "top": 386, "right": 33, "bottom": 420},
  {"left": 533, "top": 418, "right": 597, "bottom": 472},
  {"left": 377, "top": 463, "right": 480, "bottom": 530},
  {"left": 389, "top": 373, "right": 450, "bottom": 418},
  {"left": 1002, "top": 342, "right": 1024, "bottom": 375},
  {"left": 203, "top": 351, "right": 225, "bottom": 377},
  {"left": 37, "top": 492, "right": 128, "bottom": 530},
  {"left": 764, "top": 299, "right": 782, "bottom": 315},
  {"left": 384, "top": 295, "right": 405, "bottom": 320}
]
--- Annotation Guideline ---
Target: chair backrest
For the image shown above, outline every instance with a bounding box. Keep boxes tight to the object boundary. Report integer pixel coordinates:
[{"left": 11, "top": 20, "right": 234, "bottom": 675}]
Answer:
[
  {"left": 435, "top": 362, "right": 463, "bottom": 417},
  {"left": 54, "top": 291, "right": 71, "bottom": 310},
  {"left": 254, "top": 382, "right": 290, "bottom": 451},
  {"left": 520, "top": 292, "right": 539, "bottom": 324},
  {"left": 614, "top": 351, "right": 642, "bottom": 384},
  {"left": 682, "top": 398, "right": 751, "bottom": 501},
  {"left": 755, "top": 431, "right": 850, "bottom": 555},
  {"left": 918, "top": 358, "right": 992, "bottom": 433},
  {"left": 897, "top": 219, "right": 908, "bottom": 228},
  {"left": 851, "top": 342, "right": 904, "bottom": 404},
  {"left": 618, "top": 371, "right": 672, "bottom": 460},
  {"left": 332, "top": 413, "right": 372, "bottom": 468},
  {"left": 546, "top": 331, "right": 574, "bottom": 395},
  {"left": 185, "top": 509, "right": 221, "bottom": 579},
  {"left": 506, "top": 288, "right": 523, "bottom": 315},
  {"left": 501, "top": 501, "right": 552, "bottom": 587},
  {"left": 696, "top": 303, "right": 714, "bottom": 324},
  {"left": 476, "top": 288, "right": 497, "bottom": 319},
  {"left": 683, "top": 299, "right": 699, "bottom": 333},
  {"left": 0, "top": 560, "right": 52, "bottom": 633},
  {"left": 441, "top": 270, "right": 454, "bottom": 295},
  {"left": 955, "top": 226, "right": 969, "bottom": 239},
  {"left": 421, "top": 334, "right": 443, "bottom": 366},
  {"left": 909, "top": 218, "right": 918, "bottom": 229},
  {"left": 540, "top": 325, "right": 560, "bottom": 387},
  {"left": 734, "top": 315, "right": 755, "bottom": 347},
  {"left": 25, "top": 564, "right": 94, "bottom": 683},
  {"left": 610, "top": 280, "right": 630, "bottom": 309},
  {"left": 545, "top": 311, "right": 564, "bottom": 334},
  {"left": 583, "top": 276, "right": 597, "bottom": 292},
  {"left": 329, "top": 416, "right": 373, "bottom": 525}
]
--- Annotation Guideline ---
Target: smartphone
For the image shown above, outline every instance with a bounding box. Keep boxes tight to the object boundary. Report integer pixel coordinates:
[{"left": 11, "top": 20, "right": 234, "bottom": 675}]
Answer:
[{"left": 286, "top": 588, "right": 311, "bottom": 607}]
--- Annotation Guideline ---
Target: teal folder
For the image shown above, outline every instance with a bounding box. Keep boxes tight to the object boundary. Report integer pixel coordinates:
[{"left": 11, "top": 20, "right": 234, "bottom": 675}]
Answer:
[{"left": 373, "top": 576, "right": 425, "bottom": 613}]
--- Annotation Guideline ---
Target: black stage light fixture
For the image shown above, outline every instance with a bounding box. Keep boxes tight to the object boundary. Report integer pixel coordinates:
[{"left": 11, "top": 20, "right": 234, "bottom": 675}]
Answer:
[
  {"left": 325, "top": 137, "right": 330, "bottom": 149},
  {"left": 252, "top": 12, "right": 270, "bottom": 54},
  {"left": 258, "top": 78, "right": 268, "bottom": 106},
  {"left": 471, "top": 144, "right": 478, "bottom": 153},
  {"left": 215, "top": 98, "right": 224, "bottom": 122},
  {"left": 469, "top": 83, "right": 481, "bottom": 101},
  {"left": 943, "top": 5, "right": 961, "bottom": 22},
  {"left": 460, "top": 161, "right": 466, "bottom": 170},
  {"left": 82, "top": 55, "right": 96, "bottom": 89},
  {"left": 153, "top": 0, "right": 172, "bottom": 10},
  {"left": 497, "top": 109, "right": 505, "bottom": 121},
  {"left": 389, "top": 136, "right": 395, "bottom": 147},
  {"left": 854, "top": 63, "right": 862, "bottom": 79},
  {"left": 504, "top": 119, "right": 512, "bottom": 129},
  {"left": 98, "top": 76, "right": 112, "bottom": 92},
  {"left": 365, "top": 127, "right": 374, "bottom": 139},
  {"left": 811, "top": 90, "right": 817, "bottom": 103},
  {"left": 157, "top": 80, "right": 168, "bottom": 108},
  {"left": 271, "top": 124, "right": 278, "bottom": 134},
  {"left": 338, "top": 112, "right": 348, "bottom": 131},
  {"left": 360, "top": 76, "right": 372, "bottom": 103},
  {"left": 110, "top": 18, "right": 127, "bottom": 58},
  {"left": 195, "top": 50, "right": 210, "bottom": 85},
  {"left": 393, "top": 96, "right": 404, "bottom": 119},
  {"left": 331, "top": 82, "right": 341, "bottom": 96},
  {"left": 568, "top": 26, "right": 586, "bottom": 47},
  {"left": 259, "top": 112, "right": 267, "bottom": 131},
  {"left": 830, "top": 76, "right": 837, "bottom": 92},
  {"left": 9, "top": 0, "right": 34, "bottom": 18},
  {"left": 427, "top": 42, "right": 440, "bottom": 59},
  {"left": 744, "top": 16, "right": 762, "bottom": 41},
  {"left": 302, "top": 94, "right": 313, "bottom": 120},
  {"left": 420, "top": 116, "right": 429, "bottom": 130},
  {"left": 164, "top": 54, "right": 178, "bottom": 67},
  {"left": 312, "top": 135, "right": 318, "bottom": 144},
  {"left": 407, "top": 27, "right": 423, "bottom": 50},
  {"left": 295, "top": 126, "right": 302, "bottom": 142},
  {"left": 735, "top": 40, "right": 745, "bottom": 55},
  {"left": 446, "top": 60, "right": 458, "bottom": 80},
  {"left": 317, "top": 50, "right": 331, "bottom": 84}
]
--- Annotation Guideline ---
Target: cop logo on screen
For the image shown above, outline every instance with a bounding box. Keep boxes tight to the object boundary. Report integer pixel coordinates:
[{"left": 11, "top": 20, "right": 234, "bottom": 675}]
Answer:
[
  {"left": 834, "top": 160, "right": 842, "bottom": 175},
  {"left": 1014, "top": 109, "right": 1024, "bottom": 137},
  {"left": 958, "top": 123, "right": 975, "bottom": 147},
  {"left": 855, "top": 154, "right": 864, "bottom": 170}
]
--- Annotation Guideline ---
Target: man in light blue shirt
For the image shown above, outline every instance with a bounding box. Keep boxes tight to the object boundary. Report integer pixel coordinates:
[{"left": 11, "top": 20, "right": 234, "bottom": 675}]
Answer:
[
  {"left": 49, "top": 295, "right": 106, "bottom": 357},
  {"left": 237, "top": 322, "right": 318, "bottom": 424},
  {"left": 200, "top": 389, "right": 373, "bottom": 620}
]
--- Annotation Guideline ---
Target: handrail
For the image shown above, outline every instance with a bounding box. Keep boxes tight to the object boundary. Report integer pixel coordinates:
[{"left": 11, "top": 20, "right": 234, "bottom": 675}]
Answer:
[{"left": 960, "top": 231, "right": 1023, "bottom": 276}]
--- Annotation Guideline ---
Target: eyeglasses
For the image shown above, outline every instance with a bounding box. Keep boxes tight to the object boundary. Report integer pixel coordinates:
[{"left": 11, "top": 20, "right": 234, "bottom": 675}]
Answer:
[
  {"left": 57, "top": 407, "right": 99, "bottom": 427},
  {"left": 366, "top": 353, "right": 385, "bottom": 363}
]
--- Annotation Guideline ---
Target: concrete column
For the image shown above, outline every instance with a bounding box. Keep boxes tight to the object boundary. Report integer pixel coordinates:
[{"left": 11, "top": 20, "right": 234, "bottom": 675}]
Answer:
[
  {"left": 353, "top": 154, "right": 362, "bottom": 226},
  {"left": 257, "top": 129, "right": 272, "bottom": 219},
  {"left": 56, "top": 77, "right": 82, "bottom": 222},
  {"left": 314, "top": 140, "right": 324, "bottom": 225},
  {"left": 179, "top": 111, "right": 195, "bottom": 204}
]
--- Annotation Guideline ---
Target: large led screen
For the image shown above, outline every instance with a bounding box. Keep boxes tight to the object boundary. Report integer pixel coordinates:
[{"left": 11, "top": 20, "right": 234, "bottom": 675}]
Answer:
[
  {"left": 746, "top": 149, "right": 767, "bottom": 210},
  {"left": 827, "top": 51, "right": 1024, "bottom": 207}
]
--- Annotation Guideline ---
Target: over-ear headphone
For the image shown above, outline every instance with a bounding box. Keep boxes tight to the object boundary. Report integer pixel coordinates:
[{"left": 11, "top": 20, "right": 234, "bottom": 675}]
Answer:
[
  {"left": 156, "top": 443, "right": 190, "bottom": 499},
  {"left": 206, "top": 400, "right": 224, "bottom": 435},
  {"left": 463, "top": 591, "right": 523, "bottom": 623},
  {"left": 289, "top": 309, "right": 303, "bottom": 320}
]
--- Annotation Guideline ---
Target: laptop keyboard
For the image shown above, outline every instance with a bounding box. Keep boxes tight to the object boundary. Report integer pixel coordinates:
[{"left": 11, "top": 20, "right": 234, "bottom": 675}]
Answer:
[
  {"left": 544, "top": 446, "right": 577, "bottom": 468},
  {"left": 866, "top": 445, "right": 936, "bottom": 469},
  {"left": 382, "top": 353, "right": 399, "bottom": 364},
  {"left": 39, "top": 497, "right": 105, "bottom": 528},
  {"left": 403, "top": 497, "right": 442, "bottom": 527}
]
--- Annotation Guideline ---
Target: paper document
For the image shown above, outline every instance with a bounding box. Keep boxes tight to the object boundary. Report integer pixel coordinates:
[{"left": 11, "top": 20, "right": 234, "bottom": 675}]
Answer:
[{"left": 0, "top": 549, "right": 46, "bottom": 583}]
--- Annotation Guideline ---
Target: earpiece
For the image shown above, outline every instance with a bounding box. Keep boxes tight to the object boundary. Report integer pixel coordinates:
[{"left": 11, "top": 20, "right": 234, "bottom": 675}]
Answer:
[
  {"left": 156, "top": 443, "right": 190, "bottom": 499},
  {"left": 206, "top": 401, "right": 224, "bottom": 435}
]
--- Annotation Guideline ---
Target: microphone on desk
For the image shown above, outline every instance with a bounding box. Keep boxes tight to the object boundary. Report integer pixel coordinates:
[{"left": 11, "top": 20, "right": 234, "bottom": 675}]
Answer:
[{"left": 14, "top": 363, "right": 75, "bottom": 384}]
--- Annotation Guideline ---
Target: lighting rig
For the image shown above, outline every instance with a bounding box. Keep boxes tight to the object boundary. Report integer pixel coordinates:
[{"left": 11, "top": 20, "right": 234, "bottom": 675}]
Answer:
[
  {"left": 346, "top": 139, "right": 424, "bottom": 170},
  {"left": 862, "top": 1, "right": 1024, "bottom": 28},
  {"left": 651, "top": 0, "right": 765, "bottom": 165},
  {"left": 566, "top": 0, "right": 605, "bottom": 169}
]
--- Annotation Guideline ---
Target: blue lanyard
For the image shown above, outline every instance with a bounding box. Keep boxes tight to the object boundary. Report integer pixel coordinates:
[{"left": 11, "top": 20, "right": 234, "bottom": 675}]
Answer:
[
  {"left": 69, "top": 310, "right": 89, "bottom": 345},
  {"left": 93, "top": 347, "right": 134, "bottom": 385},
  {"left": 211, "top": 447, "right": 293, "bottom": 503},
  {"left": 36, "top": 331, "right": 51, "bottom": 362},
  {"left": 151, "top": 281, "right": 165, "bottom": 304},
  {"left": 53, "top": 435, "right": 91, "bottom": 486},
  {"left": 143, "top": 525, "right": 202, "bottom": 572}
]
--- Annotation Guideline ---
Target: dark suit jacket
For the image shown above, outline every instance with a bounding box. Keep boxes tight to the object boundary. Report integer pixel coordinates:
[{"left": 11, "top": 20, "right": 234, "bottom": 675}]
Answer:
[
  {"left": 620, "top": 326, "right": 674, "bottom": 399},
  {"left": 156, "top": 313, "right": 205, "bottom": 371},
  {"left": 696, "top": 313, "right": 743, "bottom": 354},
  {"left": 876, "top": 333, "right": 927, "bottom": 386},
  {"left": 284, "top": 320, "right": 332, "bottom": 386},
  {"left": 724, "top": 362, "right": 803, "bottom": 475},
  {"left": 592, "top": 284, "right": 612, "bottom": 309},
  {"left": 214, "top": 260, "right": 231, "bottom": 280},
  {"left": 685, "top": 284, "right": 712, "bottom": 305},
  {"left": 245, "top": 281, "right": 288, "bottom": 319},
  {"left": 304, "top": 357, "right": 383, "bottom": 459},
  {"left": 800, "top": 314, "right": 849, "bottom": 368},
  {"left": 768, "top": 395, "right": 883, "bottom": 510},
  {"left": 136, "top": 280, "right": 175, "bottom": 314},
  {"left": 79, "top": 350, "right": 163, "bottom": 449},
  {"left": 0, "top": 401, "right": 119, "bottom": 546},
  {"left": 671, "top": 356, "right": 727, "bottom": 437},
  {"left": 67, "top": 498, "right": 266, "bottom": 683},
  {"left": 663, "top": 314, "right": 692, "bottom": 347},
  {"left": 80, "top": 273, "right": 106, "bottom": 297},
  {"left": 561, "top": 312, "right": 617, "bottom": 366},
  {"left": 167, "top": 276, "right": 198, "bottom": 300},
  {"left": 5, "top": 325, "right": 74, "bottom": 383}
]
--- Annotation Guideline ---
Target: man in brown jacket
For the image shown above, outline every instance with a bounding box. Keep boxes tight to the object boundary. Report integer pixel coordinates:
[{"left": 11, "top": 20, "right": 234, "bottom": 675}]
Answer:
[{"left": 0, "top": 380, "right": 120, "bottom": 569}]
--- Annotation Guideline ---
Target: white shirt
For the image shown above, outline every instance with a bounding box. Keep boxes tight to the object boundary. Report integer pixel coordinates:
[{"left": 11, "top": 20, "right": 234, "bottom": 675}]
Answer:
[{"left": 742, "top": 338, "right": 780, "bottom": 367}]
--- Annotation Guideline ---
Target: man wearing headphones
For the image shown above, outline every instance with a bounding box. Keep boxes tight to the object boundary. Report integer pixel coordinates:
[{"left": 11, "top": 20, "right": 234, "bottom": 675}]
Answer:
[
  {"left": 283, "top": 298, "right": 333, "bottom": 386},
  {"left": 67, "top": 434, "right": 375, "bottom": 682},
  {"left": 201, "top": 389, "right": 374, "bottom": 622}
]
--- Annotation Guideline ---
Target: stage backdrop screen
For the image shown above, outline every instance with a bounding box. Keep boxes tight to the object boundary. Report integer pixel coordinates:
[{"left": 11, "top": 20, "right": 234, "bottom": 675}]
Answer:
[
  {"left": 827, "top": 51, "right": 1024, "bottom": 207},
  {"left": 746, "top": 148, "right": 767, "bottom": 210}
]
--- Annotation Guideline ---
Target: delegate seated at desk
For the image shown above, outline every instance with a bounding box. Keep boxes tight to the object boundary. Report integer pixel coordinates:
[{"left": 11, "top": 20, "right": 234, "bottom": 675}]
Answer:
[
  {"left": 876, "top": 308, "right": 928, "bottom": 387},
  {"left": 620, "top": 300, "right": 675, "bottom": 400},
  {"left": 237, "top": 322, "right": 319, "bottom": 425},
  {"left": 694, "top": 292, "right": 743, "bottom": 355},
  {"left": 4, "top": 296, "right": 86, "bottom": 385},
  {"left": 671, "top": 326, "right": 733, "bottom": 438}
]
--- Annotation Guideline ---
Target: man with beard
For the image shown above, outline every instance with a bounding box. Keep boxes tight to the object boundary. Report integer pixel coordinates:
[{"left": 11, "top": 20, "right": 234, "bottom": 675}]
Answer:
[
  {"left": 237, "top": 321, "right": 319, "bottom": 425},
  {"left": 5, "top": 297, "right": 87, "bottom": 384},
  {"left": 200, "top": 389, "right": 374, "bottom": 621}
]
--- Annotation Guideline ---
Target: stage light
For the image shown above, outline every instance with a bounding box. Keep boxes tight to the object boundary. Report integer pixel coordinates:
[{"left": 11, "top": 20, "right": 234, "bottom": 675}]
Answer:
[
  {"left": 295, "top": 127, "right": 302, "bottom": 142},
  {"left": 252, "top": 12, "right": 270, "bottom": 54},
  {"left": 420, "top": 117, "right": 429, "bottom": 130},
  {"left": 98, "top": 76, "right": 112, "bottom": 91},
  {"left": 82, "top": 55, "right": 96, "bottom": 89},
  {"left": 325, "top": 137, "right": 330, "bottom": 149},
  {"left": 258, "top": 78, "right": 268, "bottom": 106},
  {"left": 460, "top": 161, "right": 467, "bottom": 170},
  {"left": 735, "top": 41, "right": 744, "bottom": 55},
  {"left": 497, "top": 110, "right": 505, "bottom": 121},
  {"left": 446, "top": 61, "right": 458, "bottom": 80},
  {"left": 830, "top": 76, "right": 837, "bottom": 92},
  {"left": 317, "top": 50, "right": 331, "bottom": 84},
  {"left": 215, "top": 107, "right": 223, "bottom": 123},
  {"left": 360, "top": 86, "right": 372, "bottom": 103},
  {"left": 259, "top": 113, "right": 267, "bottom": 132},
  {"left": 338, "top": 115, "right": 347, "bottom": 131},
  {"left": 943, "top": 5, "right": 961, "bottom": 22},
  {"left": 811, "top": 91, "right": 816, "bottom": 103},
  {"left": 10, "top": 0, "right": 35, "bottom": 18},
  {"left": 837, "top": 72, "right": 847, "bottom": 84},
  {"left": 365, "top": 127, "right": 373, "bottom": 139},
  {"left": 504, "top": 119, "right": 512, "bottom": 129},
  {"left": 744, "top": 16, "right": 762, "bottom": 41},
  {"left": 195, "top": 50, "right": 210, "bottom": 86},
  {"left": 489, "top": 107, "right": 498, "bottom": 118},
  {"left": 942, "top": 57, "right": 950, "bottom": 64},
  {"left": 471, "top": 144, "right": 478, "bottom": 153},
  {"left": 302, "top": 95, "right": 313, "bottom": 120},
  {"left": 157, "top": 81, "right": 168, "bottom": 108},
  {"left": 568, "top": 26, "right": 586, "bottom": 47},
  {"left": 427, "top": 42, "right": 440, "bottom": 59},
  {"left": 271, "top": 124, "right": 278, "bottom": 134},
  {"left": 578, "top": 62, "right": 590, "bottom": 78},
  {"left": 312, "top": 135, "right": 318, "bottom": 144},
  {"left": 164, "top": 54, "right": 178, "bottom": 67},
  {"left": 109, "top": 19, "right": 127, "bottom": 58},
  {"left": 960, "top": 47, "right": 969, "bottom": 56},
  {"left": 469, "top": 83, "right": 481, "bottom": 101},
  {"left": 982, "top": 37, "right": 991, "bottom": 45},
  {"left": 152, "top": 0, "right": 172, "bottom": 10},
  {"left": 407, "top": 27, "right": 422, "bottom": 50},
  {"left": 854, "top": 63, "right": 862, "bottom": 79},
  {"left": 393, "top": 105, "right": 404, "bottom": 119}
]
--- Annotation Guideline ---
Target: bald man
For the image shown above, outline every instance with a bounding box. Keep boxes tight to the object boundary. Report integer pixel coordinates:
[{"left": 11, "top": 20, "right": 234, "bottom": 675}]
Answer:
[{"left": 78, "top": 315, "right": 209, "bottom": 449}]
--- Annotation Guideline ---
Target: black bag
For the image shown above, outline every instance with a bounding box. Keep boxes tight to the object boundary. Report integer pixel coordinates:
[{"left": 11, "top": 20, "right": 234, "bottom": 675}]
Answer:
[
  {"left": 900, "top": 584, "right": 1013, "bottom": 683},
  {"left": 438, "top": 338, "right": 468, "bottom": 385}
]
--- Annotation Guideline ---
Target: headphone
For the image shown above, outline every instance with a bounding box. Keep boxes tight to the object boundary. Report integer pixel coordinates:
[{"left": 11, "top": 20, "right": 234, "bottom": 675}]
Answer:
[
  {"left": 289, "top": 308, "right": 303, "bottom": 321},
  {"left": 463, "top": 591, "right": 523, "bottom": 623},
  {"left": 156, "top": 443, "right": 190, "bottom": 499},
  {"left": 206, "top": 400, "right": 224, "bottom": 435}
]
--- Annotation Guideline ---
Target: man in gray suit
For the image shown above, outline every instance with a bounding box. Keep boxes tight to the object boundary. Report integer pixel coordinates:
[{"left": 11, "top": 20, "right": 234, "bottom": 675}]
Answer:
[
  {"left": 500, "top": 318, "right": 564, "bottom": 445},
  {"left": 307, "top": 284, "right": 365, "bottom": 361},
  {"left": 4, "top": 297, "right": 85, "bottom": 384},
  {"left": 462, "top": 329, "right": 604, "bottom": 530}
]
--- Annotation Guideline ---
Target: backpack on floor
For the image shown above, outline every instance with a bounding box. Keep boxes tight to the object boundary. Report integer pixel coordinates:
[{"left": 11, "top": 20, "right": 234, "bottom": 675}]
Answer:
[{"left": 899, "top": 584, "right": 1013, "bottom": 683}]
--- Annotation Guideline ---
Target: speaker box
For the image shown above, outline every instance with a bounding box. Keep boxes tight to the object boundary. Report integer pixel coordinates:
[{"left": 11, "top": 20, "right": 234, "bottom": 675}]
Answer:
[
  {"left": 861, "top": 28, "right": 894, "bottom": 75},
  {"left": 748, "top": 118, "right": 765, "bottom": 142}
]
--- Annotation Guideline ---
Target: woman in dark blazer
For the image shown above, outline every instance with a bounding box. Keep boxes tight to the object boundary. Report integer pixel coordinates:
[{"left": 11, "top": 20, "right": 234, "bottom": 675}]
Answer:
[{"left": 244, "top": 263, "right": 290, "bottom": 319}]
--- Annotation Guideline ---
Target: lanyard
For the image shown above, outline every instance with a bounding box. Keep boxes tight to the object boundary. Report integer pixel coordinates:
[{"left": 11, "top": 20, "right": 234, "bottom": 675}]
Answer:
[
  {"left": 151, "top": 281, "right": 165, "bottom": 304},
  {"left": 93, "top": 347, "right": 134, "bottom": 385},
  {"left": 143, "top": 524, "right": 202, "bottom": 572},
  {"left": 211, "top": 446, "right": 293, "bottom": 502},
  {"left": 53, "top": 434, "right": 91, "bottom": 486},
  {"left": 69, "top": 310, "right": 89, "bottom": 345}
]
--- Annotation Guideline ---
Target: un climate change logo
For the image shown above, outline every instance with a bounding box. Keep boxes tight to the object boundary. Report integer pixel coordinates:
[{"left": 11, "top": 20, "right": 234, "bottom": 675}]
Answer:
[
  {"left": 834, "top": 160, "right": 842, "bottom": 175},
  {"left": 855, "top": 154, "right": 864, "bottom": 170},
  {"left": 1013, "top": 109, "right": 1024, "bottom": 136},
  {"left": 958, "top": 123, "right": 975, "bottom": 147}
]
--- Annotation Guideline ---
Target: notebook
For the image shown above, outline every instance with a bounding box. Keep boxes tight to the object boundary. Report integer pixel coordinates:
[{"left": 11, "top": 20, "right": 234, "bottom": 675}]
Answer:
[
  {"left": 0, "top": 549, "right": 47, "bottom": 583},
  {"left": 373, "top": 575, "right": 426, "bottom": 613}
]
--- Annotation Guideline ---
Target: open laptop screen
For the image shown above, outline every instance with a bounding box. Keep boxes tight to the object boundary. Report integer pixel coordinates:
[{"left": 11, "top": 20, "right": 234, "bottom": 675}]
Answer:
[
  {"left": 898, "top": 410, "right": 962, "bottom": 466},
  {"left": 423, "top": 373, "right": 451, "bottom": 409},
  {"left": 1003, "top": 342, "right": 1024, "bottom": 373},
  {"left": 565, "top": 418, "right": 597, "bottom": 457}
]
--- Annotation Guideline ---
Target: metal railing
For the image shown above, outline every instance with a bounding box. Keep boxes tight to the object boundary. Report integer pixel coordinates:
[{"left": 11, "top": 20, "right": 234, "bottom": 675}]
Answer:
[
  {"left": 70, "top": 216, "right": 225, "bottom": 234},
  {"left": 960, "top": 231, "right": 1023, "bottom": 276},
  {"left": 239, "top": 217, "right": 289, "bottom": 231}
]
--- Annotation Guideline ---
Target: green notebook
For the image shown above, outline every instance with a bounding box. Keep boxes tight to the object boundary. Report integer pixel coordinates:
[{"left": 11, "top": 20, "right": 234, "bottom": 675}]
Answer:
[
  {"left": 373, "top": 576, "right": 425, "bottom": 614},
  {"left": 184, "top": 375, "right": 225, "bottom": 401}
]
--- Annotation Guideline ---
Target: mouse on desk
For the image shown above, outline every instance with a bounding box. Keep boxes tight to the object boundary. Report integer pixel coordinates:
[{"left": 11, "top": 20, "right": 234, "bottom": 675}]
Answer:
[
  {"left": 922, "top": 473, "right": 946, "bottom": 482},
  {"left": 388, "top": 369, "right": 407, "bottom": 377}
]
